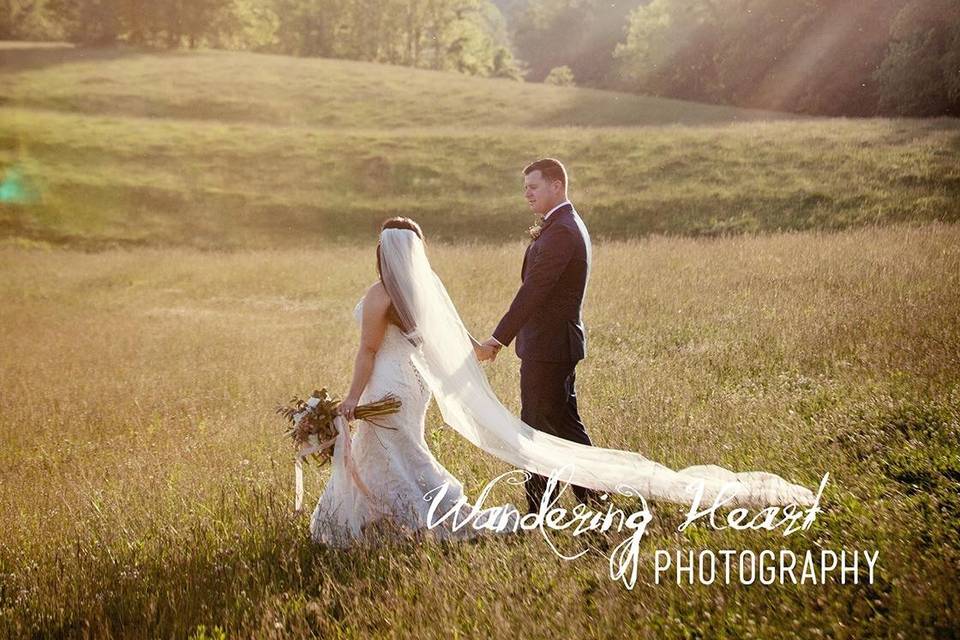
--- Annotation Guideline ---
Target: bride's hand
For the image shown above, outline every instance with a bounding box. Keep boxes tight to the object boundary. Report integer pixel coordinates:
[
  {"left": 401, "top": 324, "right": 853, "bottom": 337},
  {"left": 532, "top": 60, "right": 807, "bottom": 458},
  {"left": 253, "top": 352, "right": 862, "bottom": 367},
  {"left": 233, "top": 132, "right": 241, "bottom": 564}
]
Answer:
[{"left": 339, "top": 395, "right": 360, "bottom": 421}]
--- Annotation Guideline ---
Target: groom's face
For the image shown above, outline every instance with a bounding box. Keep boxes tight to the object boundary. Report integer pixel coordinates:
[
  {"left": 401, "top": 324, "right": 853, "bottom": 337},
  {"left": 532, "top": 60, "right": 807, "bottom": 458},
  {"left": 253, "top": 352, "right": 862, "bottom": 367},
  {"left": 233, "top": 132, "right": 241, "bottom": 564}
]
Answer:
[{"left": 523, "top": 170, "right": 562, "bottom": 215}]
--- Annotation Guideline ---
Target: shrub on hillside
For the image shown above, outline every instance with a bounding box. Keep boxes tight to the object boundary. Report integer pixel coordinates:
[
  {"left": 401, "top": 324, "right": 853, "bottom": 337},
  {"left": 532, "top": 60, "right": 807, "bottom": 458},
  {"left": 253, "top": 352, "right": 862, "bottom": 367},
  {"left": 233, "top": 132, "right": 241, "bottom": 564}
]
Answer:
[{"left": 544, "top": 65, "right": 575, "bottom": 87}]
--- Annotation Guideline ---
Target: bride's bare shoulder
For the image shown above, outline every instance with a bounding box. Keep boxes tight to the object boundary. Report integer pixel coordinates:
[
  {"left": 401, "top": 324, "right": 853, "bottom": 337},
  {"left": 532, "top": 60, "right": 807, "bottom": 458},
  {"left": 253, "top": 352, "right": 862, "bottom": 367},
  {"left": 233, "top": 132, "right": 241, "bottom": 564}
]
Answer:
[{"left": 362, "top": 281, "right": 390, "bottom": 309}]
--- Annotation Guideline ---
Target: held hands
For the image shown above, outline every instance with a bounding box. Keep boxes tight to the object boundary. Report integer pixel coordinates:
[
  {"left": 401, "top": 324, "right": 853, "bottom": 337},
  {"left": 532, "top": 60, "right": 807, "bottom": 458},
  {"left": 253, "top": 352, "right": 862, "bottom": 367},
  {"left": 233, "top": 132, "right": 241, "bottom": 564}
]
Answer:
[
  {"left": 475, "top": 337, "right": 503, "bottom": 363},
  {"left": 474, "top": 343, "right": 496, "bottom": 362}
]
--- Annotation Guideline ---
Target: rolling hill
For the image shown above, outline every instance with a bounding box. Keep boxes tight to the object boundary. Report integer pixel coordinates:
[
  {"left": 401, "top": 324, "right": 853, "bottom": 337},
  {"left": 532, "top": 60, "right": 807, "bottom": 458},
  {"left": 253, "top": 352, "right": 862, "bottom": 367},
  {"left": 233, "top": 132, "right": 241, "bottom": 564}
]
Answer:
[
  {"left": 0, "top": 42, "right": 958, "bottom": 247},
  {"left": 0, "top": 43, "right": 790, "bottom": 129}
]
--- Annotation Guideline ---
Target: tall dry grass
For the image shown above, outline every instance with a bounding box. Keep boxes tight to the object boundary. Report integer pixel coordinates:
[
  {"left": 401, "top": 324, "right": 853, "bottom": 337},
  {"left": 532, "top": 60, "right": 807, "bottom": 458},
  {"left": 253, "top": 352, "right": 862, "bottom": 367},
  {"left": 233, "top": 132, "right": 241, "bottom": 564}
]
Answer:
[{"left": 1, "top": 224, "right": 958, "bottom": 638}]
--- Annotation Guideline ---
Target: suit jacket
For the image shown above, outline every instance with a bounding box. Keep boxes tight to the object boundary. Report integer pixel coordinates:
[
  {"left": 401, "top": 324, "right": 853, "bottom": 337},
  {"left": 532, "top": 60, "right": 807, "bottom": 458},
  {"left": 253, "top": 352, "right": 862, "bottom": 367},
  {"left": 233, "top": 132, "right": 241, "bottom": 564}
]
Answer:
[{"left": 493, "top": 203, "right": 591, "bottom": 362}]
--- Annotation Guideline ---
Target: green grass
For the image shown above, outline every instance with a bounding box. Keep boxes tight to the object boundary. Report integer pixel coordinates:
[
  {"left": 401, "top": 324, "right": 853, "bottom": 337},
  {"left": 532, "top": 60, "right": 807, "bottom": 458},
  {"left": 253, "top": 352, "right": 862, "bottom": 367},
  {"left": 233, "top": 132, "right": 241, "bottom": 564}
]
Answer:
[
  {"left": 1, "top": 225, "right": 959, "bottom": 638},
  {"left": 1, "top": 43, "right": 958, "bottom": 248}
]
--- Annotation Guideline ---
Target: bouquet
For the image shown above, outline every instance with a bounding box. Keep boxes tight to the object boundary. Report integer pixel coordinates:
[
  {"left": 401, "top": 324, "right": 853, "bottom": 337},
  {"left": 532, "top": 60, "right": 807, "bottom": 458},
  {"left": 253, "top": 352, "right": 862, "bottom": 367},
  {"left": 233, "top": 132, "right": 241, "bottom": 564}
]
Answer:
[
  {"left": 277, "top": 387, "right": 402, "bottom": 512},
  {"left": 276, "top": 387, "right": 401, "bottom": 466}
]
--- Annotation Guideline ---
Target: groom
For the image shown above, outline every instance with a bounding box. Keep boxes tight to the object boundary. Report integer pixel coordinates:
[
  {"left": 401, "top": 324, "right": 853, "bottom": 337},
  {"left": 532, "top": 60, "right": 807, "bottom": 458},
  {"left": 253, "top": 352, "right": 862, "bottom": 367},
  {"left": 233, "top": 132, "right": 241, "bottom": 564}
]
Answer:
[{"left": 479, "top": 158, "right": 598, "bottom": 515}]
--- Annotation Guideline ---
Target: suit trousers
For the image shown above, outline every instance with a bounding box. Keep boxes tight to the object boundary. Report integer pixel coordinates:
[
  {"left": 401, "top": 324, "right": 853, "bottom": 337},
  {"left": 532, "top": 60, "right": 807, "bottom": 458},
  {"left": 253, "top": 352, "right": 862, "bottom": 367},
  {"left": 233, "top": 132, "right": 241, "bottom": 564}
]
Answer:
[{"left": 519, "top": 358, "right": 598, "bottom": 514}]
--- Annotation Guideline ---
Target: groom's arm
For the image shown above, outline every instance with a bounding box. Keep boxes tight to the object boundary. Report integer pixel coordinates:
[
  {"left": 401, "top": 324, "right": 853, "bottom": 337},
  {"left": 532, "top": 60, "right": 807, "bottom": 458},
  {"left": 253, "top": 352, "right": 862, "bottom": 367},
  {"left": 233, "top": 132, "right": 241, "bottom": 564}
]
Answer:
[{"left": 491, "top": 226, "right": 575, "bottom": 347}]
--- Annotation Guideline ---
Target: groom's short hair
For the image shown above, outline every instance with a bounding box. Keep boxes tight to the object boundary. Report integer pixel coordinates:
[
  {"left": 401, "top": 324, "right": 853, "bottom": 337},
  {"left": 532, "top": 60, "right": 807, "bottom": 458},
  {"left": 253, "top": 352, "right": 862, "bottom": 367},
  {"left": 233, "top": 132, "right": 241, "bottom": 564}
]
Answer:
[{"left": 524, "top": 158, "right": 567, "bottom": 189}]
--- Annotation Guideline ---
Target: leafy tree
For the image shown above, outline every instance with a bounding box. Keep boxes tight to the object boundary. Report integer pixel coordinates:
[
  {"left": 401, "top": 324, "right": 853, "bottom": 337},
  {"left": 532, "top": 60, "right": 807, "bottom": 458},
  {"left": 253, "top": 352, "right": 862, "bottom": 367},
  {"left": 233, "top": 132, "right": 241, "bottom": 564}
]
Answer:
[
  {"left": 613, "top": 0, "right": 726, "bottom": 101},
  {"left": 47, "top": 0, "right": 123, "bottom": 44},
  {"left": 875, "top": 0, "right": 960, "bottom": 115},
  {"left": 0, "top": 0, "right": 62, "bottom": 39},
  {"left": 491, "top": 45, "right": 524, "bottom": 80},
  {"left": 544, "top": 64, "right": 575, "bottom": 86},
  {"left": 512, "top": 0, "right": 645, "bottom": 85},
  {"left": 266, "top": 0, "right": 513, "bottom": 77},
  {"left": 270, "top": 0, "right": 345, "bottom": 57}
]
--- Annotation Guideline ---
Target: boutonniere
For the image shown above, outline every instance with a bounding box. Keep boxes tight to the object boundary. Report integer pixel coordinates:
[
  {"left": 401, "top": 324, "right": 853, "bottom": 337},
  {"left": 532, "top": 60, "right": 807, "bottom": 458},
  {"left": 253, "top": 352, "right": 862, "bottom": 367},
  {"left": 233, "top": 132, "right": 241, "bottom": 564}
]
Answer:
[{"left": 527, "top": 215, "right": 545, "bottom": 241}]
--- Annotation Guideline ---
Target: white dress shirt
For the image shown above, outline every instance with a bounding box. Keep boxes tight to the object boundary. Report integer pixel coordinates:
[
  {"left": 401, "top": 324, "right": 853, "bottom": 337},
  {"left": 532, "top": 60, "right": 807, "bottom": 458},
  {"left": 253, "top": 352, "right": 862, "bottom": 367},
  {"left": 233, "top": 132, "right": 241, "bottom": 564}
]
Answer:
[{"left": 543, "top": 200, "right": 571, "bottom": 221}]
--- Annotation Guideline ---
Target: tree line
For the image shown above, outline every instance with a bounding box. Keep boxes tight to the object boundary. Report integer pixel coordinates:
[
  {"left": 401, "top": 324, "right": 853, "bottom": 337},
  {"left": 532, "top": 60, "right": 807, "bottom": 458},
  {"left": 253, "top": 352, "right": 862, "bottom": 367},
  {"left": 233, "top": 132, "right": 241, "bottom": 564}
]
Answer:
[
  {"left": 504, "top": 0, "right": 959, "bottom": 116},
  {"left": 2, "top": 0, "right": 957, "bottom": 115},
  {"left": 1, "top": 0, "right": 524, "bottom": 79},
  {"left": 612, "top": 0, "right": 960, "bottom": 116}
]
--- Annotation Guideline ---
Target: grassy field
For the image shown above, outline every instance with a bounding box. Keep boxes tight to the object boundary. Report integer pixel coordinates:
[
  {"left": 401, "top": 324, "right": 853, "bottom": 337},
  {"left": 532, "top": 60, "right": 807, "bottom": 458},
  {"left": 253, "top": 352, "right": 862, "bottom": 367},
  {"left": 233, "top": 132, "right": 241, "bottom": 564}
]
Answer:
[
  {"left": 1, "top": 44, "right": 959, "bottom": 247},
  {"left": 1, "top": 225, "right": 959, "bottom": 638}
]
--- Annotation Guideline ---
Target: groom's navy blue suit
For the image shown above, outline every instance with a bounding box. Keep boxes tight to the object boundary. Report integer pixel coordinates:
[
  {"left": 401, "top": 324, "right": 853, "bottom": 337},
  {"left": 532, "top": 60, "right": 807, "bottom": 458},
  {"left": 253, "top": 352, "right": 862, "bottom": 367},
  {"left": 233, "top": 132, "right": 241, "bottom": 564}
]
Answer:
[{"left": 492, "top": 202, "right": 597, "bottom": 513}]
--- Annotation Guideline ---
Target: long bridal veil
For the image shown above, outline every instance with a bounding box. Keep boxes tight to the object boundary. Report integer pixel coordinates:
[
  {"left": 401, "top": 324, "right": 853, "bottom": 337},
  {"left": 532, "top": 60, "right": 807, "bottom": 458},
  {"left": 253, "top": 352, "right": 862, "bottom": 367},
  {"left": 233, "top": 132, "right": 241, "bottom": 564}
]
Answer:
[{"left": 377, "top": 228, "right": 817, "bottom": 508}]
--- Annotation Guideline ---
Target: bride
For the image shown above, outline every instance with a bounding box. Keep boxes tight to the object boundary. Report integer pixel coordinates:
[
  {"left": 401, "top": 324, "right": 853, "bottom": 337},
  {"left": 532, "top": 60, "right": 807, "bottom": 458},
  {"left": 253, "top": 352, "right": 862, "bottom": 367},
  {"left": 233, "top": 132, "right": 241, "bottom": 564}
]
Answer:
[{"left": 309, "top": 217, "right": 816, "bottom": 547}]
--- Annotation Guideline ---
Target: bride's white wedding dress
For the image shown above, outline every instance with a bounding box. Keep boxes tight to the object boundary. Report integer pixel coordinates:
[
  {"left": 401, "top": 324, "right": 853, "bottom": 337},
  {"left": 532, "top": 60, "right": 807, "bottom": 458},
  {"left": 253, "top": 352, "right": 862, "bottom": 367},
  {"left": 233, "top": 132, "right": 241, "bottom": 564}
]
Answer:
[{"left": 309, "top": 299, "right": 516, "bottom": 548}]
